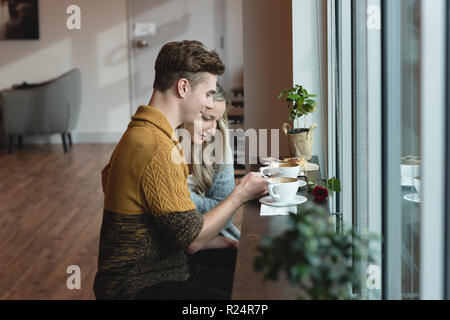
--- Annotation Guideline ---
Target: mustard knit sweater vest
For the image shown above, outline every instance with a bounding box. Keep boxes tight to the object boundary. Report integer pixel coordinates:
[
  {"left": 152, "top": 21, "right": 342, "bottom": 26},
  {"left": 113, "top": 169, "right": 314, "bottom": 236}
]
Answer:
[{"left": 93, "top": 106, "right": 203, "bottom": 300}]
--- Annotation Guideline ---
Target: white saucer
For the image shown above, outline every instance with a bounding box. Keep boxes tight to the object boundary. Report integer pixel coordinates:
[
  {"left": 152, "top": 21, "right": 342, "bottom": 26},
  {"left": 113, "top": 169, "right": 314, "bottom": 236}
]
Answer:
[
  {"left": 259, "top": 195, "right": 307, "bottom": 207},
  {"left": 404, "top": 193, "right": 421, "bottom": 203},
  {"left": 298, "top": 171, "right": 306, "bottom": 177},
  {"left": 297, "top": 180, "right": 307, "bottom": 188}
]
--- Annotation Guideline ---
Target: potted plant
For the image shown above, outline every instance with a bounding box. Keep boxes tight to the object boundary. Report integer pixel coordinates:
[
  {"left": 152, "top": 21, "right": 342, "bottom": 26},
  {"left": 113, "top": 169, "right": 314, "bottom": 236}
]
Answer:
[
  {"left": 253, "top": 206, "right": 379, "bottom": 300},
  {"left": 278, "top": 85, "right": 318, "bottom": 160}
]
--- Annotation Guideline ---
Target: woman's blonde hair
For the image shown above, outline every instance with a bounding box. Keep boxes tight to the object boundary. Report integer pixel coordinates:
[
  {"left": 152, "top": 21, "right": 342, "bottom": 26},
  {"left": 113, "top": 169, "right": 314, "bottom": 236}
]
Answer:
[{"left": 180, "top": 83, "right": 230, "bottom": 194}]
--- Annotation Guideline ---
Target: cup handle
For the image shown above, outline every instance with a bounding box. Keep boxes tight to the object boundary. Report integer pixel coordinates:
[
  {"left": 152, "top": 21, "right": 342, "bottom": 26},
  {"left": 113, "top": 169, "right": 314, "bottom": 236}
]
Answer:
[{"left": 268, "top": 184, "right": 281, "bottom": 200}]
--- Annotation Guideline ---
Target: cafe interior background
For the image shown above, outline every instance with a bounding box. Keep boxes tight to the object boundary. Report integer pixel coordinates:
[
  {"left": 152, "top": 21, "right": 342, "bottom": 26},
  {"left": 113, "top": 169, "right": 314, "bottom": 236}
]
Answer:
[{"left": 0, "top": 0, "right": 449, "bottom": 300}]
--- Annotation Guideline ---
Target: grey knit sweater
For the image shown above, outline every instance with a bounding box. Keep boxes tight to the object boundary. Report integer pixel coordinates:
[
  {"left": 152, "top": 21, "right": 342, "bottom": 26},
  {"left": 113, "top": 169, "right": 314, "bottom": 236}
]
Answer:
[{"left": 188, "top": 160, "right": 241, "bottom": 241}]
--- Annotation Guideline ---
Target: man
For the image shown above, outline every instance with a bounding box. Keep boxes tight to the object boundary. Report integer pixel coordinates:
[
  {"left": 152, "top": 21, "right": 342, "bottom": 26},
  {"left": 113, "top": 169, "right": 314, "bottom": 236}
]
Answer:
[{"left": 93, "top": 40, "right": 268, "bottom": 300}]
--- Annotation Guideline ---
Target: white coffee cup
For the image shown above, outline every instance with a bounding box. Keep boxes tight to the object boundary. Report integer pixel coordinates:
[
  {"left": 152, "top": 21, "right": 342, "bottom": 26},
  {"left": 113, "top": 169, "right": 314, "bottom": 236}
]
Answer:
[
  {"left": 260, "top": 162, "right": 300, "bottom": 179},
  {"left": 259, "top": 167, "right": 282, "bottom": 178},
  {"left": 267, "top": 177, "right": 300, "bottom": 202},
  {"left": 414, "top": 176, "right": 421, "bottom": 194},
  {"left": 400, "top": 158, "right": 421, "bottom": 186}
]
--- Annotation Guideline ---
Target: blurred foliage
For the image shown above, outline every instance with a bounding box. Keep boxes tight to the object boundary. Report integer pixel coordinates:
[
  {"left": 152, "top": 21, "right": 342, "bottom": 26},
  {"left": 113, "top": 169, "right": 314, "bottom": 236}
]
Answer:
[{"left": 254, "top": 207, "right": 380, "bottom": 300}]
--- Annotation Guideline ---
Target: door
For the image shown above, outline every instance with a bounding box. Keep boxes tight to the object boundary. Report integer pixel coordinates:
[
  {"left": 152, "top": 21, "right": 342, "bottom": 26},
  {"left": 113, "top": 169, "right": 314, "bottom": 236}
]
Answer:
[{"left": 127, "top": 0, "right": 227, "bottom": 114}]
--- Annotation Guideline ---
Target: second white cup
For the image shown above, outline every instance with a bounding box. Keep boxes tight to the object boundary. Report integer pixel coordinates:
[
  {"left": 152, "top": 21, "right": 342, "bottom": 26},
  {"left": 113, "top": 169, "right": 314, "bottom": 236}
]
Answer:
[{"left": 260, "top": 162, "right": 300, "bottom": 179}]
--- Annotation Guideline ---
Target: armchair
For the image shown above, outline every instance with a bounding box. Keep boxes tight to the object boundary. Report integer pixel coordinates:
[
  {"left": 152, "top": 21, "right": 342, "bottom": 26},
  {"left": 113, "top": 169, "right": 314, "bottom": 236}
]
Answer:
[{"left": 0, "top": 69, "right": 82, "bottom": 154}]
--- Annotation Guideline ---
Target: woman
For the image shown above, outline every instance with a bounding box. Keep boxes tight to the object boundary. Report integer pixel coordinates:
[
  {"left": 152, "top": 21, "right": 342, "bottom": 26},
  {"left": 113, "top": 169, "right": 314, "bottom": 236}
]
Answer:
[
  {"left": 177, "top": 83, "right": 239, "bottom": 273},
  {"left": 180, "top": 84, "right": 239, "bottom": 241}
]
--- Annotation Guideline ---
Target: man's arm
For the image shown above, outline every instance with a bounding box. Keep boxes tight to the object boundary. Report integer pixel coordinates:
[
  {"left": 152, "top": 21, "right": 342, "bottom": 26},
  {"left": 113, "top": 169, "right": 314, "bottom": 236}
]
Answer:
[
  {"left": 184, "top": 172, "right": 267, "bottom": 254},
  {"left": 201, "top": 235, "right": 239, "bottom": 250},
  {"left": 141, "top": 144, "right": 203, "bottom": 251},
  {"left": 142, "top": 142, "right": 267, "bottom": 254}
]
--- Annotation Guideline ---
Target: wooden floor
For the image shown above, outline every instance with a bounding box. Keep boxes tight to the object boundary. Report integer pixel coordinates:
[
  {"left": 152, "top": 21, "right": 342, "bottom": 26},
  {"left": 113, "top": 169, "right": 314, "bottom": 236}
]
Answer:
[
  {"left": 0, "top": 143, "right": 244, "bottom": 300},
  {"left": 0, "top": 144, "right": 114, "bottom": 299}
]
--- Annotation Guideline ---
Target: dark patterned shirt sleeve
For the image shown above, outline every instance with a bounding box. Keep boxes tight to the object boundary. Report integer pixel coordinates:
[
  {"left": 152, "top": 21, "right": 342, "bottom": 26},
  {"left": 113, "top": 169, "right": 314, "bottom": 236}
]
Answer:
[{"left": 153, "top": 210, "right": 203, "bottom": 249}]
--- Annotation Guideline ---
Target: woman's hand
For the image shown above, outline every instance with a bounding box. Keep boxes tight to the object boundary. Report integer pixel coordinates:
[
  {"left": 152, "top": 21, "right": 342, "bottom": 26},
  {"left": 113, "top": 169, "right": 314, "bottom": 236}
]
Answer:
[{"left": 233, "top": 172, "right": 268, "bottom": 203}]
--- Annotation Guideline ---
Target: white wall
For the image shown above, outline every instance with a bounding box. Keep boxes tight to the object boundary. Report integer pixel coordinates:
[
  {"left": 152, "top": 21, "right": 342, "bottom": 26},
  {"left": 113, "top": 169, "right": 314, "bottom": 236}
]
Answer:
[
  {"left": 128, "top": 0, "right": 243, "bottom": 112},
  {"left": 292, "top": 0, "right": 326, "bottom": 171},
  {"left": 242, "top": 0, "right": 293, "bottom": 160},
  {"left": 128, "top": 0, "right": 225, "bottom": 112},
  {"left": 224, "top": 0, "right": 244, "bottom": 91},
  {"left": 242, "top": 0, "right": 326, "bottom": 167},
  {"left": 0, "top": 0, "right": 245, "bottom": 145},
  {"left": 0, "top": 0, "right": 131, "bottom": 143}
]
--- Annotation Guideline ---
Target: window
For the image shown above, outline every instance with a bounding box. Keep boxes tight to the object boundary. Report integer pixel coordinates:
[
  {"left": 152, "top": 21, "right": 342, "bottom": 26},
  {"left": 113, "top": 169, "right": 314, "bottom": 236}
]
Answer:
[
  {"left": 382, "top": 0, "right": 447, "bottom": 299},
  {"left": 446, "top": 0, "right": 450, "bottom": 300},
  {"left": 352, "top": 0, "right": 382, "bottom": 300},
  {"left": 330, "top": 0, "right": 448, "bottom": 299}
]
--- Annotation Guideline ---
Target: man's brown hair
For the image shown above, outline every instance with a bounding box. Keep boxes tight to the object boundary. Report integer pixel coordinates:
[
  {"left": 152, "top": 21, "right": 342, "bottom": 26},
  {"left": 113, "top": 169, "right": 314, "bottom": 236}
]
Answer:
[{"left": 153, "top": 40, "right": 225, "bottom": 92}]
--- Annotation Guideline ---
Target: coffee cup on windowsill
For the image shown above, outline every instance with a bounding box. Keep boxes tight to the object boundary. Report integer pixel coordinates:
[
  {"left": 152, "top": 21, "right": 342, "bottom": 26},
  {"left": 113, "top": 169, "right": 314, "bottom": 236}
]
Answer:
[
  {"left": 414, "top": 176, "right": 421, "bottom": 194},
  {"left": 400, "top": 157, "right": 421, "bottom": 186}
]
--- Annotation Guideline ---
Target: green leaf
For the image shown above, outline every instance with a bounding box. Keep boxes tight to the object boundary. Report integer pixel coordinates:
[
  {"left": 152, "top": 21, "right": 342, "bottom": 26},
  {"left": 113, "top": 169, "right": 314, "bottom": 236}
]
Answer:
[
  {"left": 278, "top": 85, "right": 318, "bottom": 116},
  {"left": 328, "top": 178, "right": 341, "bottom": 192},
  {"left": 287, "top": 94, "right": 301, "bottom": 101}
]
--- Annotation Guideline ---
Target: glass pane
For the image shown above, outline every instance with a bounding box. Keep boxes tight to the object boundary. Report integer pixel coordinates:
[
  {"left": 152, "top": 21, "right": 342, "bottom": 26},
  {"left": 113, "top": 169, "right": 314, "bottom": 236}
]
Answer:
[
  {"left": 351, "top": 0, "right": 383, "bottom": 299},
  {"left": 399, "top": 0, "right": 421, "bottom": 300},
  {"left": 366, "top": 0, "right": 383, "bottom": 300},
  {"left": 447, "top": 1, "right": 450, "bottom": 300}
]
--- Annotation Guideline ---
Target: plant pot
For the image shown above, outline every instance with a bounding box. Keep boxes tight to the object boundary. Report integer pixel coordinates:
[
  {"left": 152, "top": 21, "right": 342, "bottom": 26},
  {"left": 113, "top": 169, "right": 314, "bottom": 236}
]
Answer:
[
  {"left": 282, "top": 122, "right": 318, "bottom": 160},
  {"left": 287, "top": 128, "right": 309, "bottom": 134}
]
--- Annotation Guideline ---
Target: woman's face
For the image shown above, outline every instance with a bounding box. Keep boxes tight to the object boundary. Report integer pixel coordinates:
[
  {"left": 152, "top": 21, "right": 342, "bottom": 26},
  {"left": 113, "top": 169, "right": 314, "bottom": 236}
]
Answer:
[{"left": 185, "top": 100, "right": 226, "bottom": 145}]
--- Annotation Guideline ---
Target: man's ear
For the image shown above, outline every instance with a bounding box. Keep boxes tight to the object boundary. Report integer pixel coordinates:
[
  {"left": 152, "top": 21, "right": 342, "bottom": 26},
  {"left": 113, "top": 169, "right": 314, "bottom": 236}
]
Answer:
[{"left": 177, "top": 78, "right": 189, "bottom": 98}]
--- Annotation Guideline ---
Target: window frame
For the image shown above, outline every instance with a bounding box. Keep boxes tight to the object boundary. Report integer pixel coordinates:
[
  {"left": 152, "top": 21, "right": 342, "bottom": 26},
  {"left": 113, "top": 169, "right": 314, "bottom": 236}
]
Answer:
[
  {"left": 332, "top": 0, "right": 383, "bottom": 298},
  {"left": 419, "top": 0, "right": 447, "bottom": 300},
  {"left": 445, "top": 0, "right": 450, "bottom": 301},
  {"left": 331, "top": 0, "right": 448, "bottom": 300},
  {"left": 381, "top": 0, "right": 403, "bottom": 300}
]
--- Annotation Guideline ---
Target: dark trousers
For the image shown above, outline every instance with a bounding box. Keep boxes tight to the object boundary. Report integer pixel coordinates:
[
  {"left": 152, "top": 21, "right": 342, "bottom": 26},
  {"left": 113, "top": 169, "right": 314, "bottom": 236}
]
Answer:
[{"left": 135, "top": 248, "right": 237, "bottom": 300}]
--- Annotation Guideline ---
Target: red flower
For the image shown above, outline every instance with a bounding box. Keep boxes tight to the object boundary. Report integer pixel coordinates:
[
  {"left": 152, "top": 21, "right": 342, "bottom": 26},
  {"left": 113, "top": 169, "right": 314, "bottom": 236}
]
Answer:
[{"left": 312, "top": 185, "right": 329, "bottom": 201}]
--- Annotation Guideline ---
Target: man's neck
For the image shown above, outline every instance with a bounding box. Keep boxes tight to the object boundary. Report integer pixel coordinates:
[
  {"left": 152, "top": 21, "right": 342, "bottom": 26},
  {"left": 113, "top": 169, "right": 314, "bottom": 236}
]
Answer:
[{"left": 148, "top": 91, "right": 181, "bottom": 130}]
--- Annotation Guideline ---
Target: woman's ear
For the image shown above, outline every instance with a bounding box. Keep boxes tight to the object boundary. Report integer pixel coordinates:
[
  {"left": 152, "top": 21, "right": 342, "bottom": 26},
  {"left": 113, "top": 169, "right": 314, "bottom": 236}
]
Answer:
[{"left": 177, "top": 78, "right": 189, "bottom": 98}]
